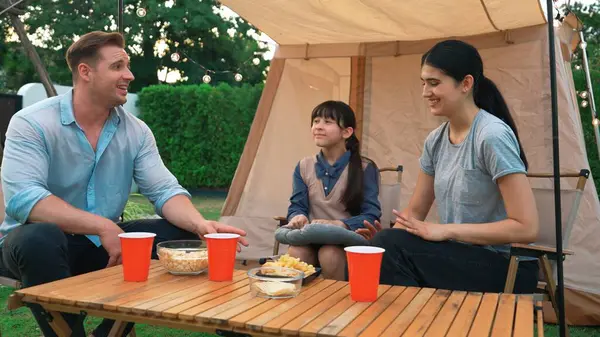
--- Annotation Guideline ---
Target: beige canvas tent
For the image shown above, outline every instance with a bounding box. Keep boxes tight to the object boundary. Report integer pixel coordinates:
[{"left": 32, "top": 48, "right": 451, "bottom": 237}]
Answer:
[{"left": 219, "top": 0, "right": 600, "bottom": 325}]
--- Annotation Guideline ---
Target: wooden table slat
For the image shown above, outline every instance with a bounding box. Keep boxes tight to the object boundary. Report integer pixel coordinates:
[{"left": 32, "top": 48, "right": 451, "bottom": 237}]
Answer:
[
  {"left": 403, "top": 289, "right": 452, "bottom": 337},
  {"left": 444, "top": 292, "right": 483, "bottom": 337},
  {"left": 162, "top": 278, "right": 251, "bottom": 319},
  {"left": 513, "top": 296, "right": 534, "bottom": 337},
  {"left": 334, "top": 286, "right": 406, "bottom": 337},
  {"left": 280, "top": 284, "right": 351, "bottom": 336},
  {"left": 73, "top": 266, "right": 171, "bottom": 307},
  {"left": 490, "top": 294, "right": 517, "bottom": 337},
  {"left": 357, "top": 286, "right": 421, "bottom": 337},
  {"left": 130, "top": 270, "right": 246, "bottom": 314},
  {"left": 177, "top": 282, "right": 251, "bottom": 320},
  {"left": 259, "top": 281, "right": 347, "bottom": 334},
  {"left": 379, "top": 287, "right": 437, "bottom": 337},
  {"left": 304, "top": 285, "right": 391, "bottom": 337},
  {"left": 213, "top": 278, "right": 327, "bottom": 325},
  {"left": 423, "top": 291, "right": 468, "bottom": 337},
  {"left": 15, "top": 261, "right": 135, "bottom": 298},
  {"left": 228, "top": 279, "right": 333, "bottom": 329},
  {"left": 467, "top": 293, "right": 500, "bottom": 337},
  {"left": 148, "top": 271, "right": 248, "bottom": 317},
  {"left": 38, "top": 265, "right": 162, "bottom": 303}
]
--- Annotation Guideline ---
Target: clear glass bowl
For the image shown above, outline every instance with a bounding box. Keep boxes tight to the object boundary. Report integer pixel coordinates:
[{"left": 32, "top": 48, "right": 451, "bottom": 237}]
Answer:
[
  {"left": 247, "top": 266, "right": 304, "bottom": 299},
  {"left": 157, "top": 240, "right": 208, "bottom": 275}
]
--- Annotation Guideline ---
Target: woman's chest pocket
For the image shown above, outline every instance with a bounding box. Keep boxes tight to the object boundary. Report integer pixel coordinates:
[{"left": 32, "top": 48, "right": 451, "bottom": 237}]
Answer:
[{"left": 453, "top": 167, "right": 491, "bottom": 206}]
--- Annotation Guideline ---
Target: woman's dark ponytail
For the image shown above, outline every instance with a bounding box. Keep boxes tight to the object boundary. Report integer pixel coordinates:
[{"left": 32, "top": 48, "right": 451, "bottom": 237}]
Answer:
[{"left": 475, "top": 76, "right": 528, "bottom": 169}]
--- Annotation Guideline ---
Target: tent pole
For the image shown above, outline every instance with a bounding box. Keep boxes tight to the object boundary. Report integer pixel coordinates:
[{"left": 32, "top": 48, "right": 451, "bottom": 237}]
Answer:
[
  {"left": 118, "top": 0, "right": 124, "bottom": 34},
  {"left": 547, "top": 1, "right": 567, "bottom": 336},
  {"left": 579, "top": 31, "right": 600, "bottom": 160}
]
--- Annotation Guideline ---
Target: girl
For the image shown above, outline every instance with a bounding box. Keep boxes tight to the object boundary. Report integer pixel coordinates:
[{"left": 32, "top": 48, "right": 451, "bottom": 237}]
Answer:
[
  {"left": 371, "top": 40, "right": 540, "bottom": 293},
  {"left": 285, "top": 100, "right": 382, "bottom": 280}
]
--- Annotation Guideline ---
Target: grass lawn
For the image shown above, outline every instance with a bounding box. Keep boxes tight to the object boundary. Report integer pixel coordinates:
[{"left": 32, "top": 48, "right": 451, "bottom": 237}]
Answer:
[{"left": 1, "top": 194, "right": 599, "bottom": 336}]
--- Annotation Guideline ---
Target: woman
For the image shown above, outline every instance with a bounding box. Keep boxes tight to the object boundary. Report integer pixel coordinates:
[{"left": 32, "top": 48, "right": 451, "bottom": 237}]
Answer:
[
  {"left": 285, "top": 100, "right": 381, "bottom": 280},
  {"left": 370, "top": 40, "right": 539, "bottom": 293}
]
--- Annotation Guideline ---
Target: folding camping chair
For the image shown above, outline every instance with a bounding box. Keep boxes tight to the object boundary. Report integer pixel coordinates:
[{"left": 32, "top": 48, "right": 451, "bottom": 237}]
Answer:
[
  {"left": 504, "top": 169, "right": 589, "bottom": 331},
  {"left": 272, "top": 164, "right": 403, "bottom": 256}
]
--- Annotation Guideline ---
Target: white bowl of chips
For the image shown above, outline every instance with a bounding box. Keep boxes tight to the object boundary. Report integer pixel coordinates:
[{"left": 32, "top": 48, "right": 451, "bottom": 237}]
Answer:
[
  {"left": 157, "top": 240, "right": 208, "bottom": 275},
  {"left": 248, "top": 266, "right": 303, "bottom": 299}
]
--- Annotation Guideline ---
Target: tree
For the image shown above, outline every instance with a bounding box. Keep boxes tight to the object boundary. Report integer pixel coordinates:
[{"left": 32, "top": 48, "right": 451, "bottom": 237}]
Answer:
[{"left": 1, "top": 0, "right": 269, "bottom": 93}]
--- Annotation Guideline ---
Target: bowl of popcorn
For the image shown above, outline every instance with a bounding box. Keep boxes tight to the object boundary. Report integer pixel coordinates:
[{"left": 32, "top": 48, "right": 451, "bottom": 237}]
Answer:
[
  {"left": 247, "top": 266, "right": 304, "bottom": 299},
  {"left": 157, "top": 240, "right": 208, "bottom": 275}
]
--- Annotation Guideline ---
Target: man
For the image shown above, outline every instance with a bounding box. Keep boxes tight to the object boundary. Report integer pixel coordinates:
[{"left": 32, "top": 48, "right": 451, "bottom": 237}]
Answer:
[{"left": 0, "top": 31, "right": 247, "bottom": 337}]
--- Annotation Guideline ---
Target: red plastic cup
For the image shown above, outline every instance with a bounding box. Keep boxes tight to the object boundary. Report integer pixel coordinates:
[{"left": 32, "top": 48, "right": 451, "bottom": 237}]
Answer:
[
  {"left": 205, "top": 233, "right": 240, "bottom": 281},
  {"left": 344, "top": 246, "right": 385, "bottom": 302},
  {"left": 118, "top": 232, "right": 156, "bottom": 282}
]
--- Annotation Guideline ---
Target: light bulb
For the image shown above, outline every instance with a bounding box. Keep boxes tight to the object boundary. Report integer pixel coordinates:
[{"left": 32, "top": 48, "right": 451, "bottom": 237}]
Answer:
[
  {"left": 580, "top": 41, "right": 587, "bottom": 49},
  {"left": 170, "top": 52, "right": 180, "bottom": 62},
  {"left": 593, "top": 118, "right": 599, "bottom": 126},
  {"left": 136, "top": 8, "right": 147, "bottom": 17},
  {"left": 575, "top": 65, "right": 582, "bottom": 70},
  {"left": 252, "top": 58, "right": 260, "bottom": 65},
  {"left": 580, "top": 91, "right": 589, "bottom": 99},
  {"left": 202, "top": 74, "right": 211, "bottom": 84},
  {"left": 581, "top": 100, "right": 589, "bottom": 108},
  {"left": 234, "top": 73, "right": 243, "bottom": 82}
]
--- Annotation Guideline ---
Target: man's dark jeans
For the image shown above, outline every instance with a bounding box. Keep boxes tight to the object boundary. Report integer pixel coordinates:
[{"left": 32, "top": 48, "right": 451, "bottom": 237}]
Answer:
[{"left": 0, "top": 219, "right": 197, "bottom": 337}]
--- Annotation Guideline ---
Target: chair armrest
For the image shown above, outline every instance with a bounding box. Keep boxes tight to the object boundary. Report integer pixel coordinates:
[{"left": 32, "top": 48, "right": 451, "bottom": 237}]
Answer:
[
  {"left": 510, "top": 243, "right": 574, "bottom": 256},
  {"left": 274, "top": 216, "right": 288, "bottom": 227}
]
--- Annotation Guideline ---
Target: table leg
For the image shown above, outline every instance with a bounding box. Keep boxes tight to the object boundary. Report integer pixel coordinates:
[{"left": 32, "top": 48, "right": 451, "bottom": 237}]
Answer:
[
  {"left": 46, "top": 310, "right": 72, "bottom": 337},
  {"left": 108, "top": 320, "right": 128, "bottom": 337}
]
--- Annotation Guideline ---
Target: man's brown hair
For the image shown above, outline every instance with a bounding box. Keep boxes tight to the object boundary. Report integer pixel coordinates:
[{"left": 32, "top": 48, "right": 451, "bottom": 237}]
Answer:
[{"left": 66, "top": 31, "right": 125, "bottom": 78}]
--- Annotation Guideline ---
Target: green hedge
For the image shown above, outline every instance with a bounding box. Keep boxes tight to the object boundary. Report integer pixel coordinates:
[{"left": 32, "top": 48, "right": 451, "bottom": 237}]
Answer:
[{"left": 137, "top": 83, "right": 263, "bottom": 189}]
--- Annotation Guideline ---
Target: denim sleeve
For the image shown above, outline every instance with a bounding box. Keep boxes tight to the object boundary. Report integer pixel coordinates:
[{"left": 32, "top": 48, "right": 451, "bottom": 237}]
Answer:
[
  {"left": 286, "top": 163, "right": 309, "bottom": 221},
  {"left": 134, "top": 123, "right": 191, "bottom": 216},
  {"left": 341, "top": 163, "right": 382, "bottom": 231},
  {"left": 2, "top": 116, "right": 52, "bottom": 224}
]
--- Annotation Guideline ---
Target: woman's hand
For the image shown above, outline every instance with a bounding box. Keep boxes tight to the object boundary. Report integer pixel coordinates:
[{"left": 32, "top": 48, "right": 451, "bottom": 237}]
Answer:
[
  {"left": 393, "top": 210, "right": 450, "bottom": 242},
  {"left": 355, "top": 220, "right": 383, "bottom": 240}
]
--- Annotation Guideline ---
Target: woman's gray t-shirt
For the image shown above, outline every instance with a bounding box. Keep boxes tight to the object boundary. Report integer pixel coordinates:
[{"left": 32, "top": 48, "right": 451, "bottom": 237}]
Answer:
[{"left": 419, "top": 109, "right": 526, "bottom": 255}]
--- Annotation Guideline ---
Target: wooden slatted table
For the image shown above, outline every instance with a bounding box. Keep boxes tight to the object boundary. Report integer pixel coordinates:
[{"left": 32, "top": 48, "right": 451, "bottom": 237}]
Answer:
[{"left": 13, "top": 260, "right": 542, "bottom": 337}]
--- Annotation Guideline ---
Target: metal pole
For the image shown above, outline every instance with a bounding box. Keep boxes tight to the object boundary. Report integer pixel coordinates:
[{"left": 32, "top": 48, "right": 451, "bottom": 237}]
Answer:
[
  {"left": 579, "top": 31, "right": 600, "bottom": 158},
  {"left": 546, "top": 2, "right": 567, "bottom": 336},
  {"left": 118, "top": 0, "right": 124, "bottom": 34}
]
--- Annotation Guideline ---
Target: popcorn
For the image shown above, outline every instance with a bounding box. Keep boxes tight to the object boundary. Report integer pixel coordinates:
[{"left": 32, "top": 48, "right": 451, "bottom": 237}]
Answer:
[{"left": 158, "top": 248, "right": 209, "bottom": 274}]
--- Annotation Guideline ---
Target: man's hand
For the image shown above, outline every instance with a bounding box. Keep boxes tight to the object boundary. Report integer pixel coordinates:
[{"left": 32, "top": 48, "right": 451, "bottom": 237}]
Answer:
[
  {"left": 355, "top": 220, "right": 383, "bottom": 240},
  {"left": 98, "top": 221, "right": 125, "bottom": 268},
  {"left": 194, "top": 220, "right": 249, "bottom": 252},
  {"left": 393, "top": 210, "right": 450, "bottom": 242},
  {"left": 284, "top": 214, "right": 309, "bottom": 229}
]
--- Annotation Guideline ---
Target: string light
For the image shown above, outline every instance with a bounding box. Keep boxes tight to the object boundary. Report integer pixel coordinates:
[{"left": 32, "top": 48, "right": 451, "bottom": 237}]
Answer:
[
  {"left": 252, "top": 58, "right": 261, "bottom": 65},
  {"left": 580, "top": 41, "right": 587, "bottom": 49},
  {"left": 581, "top": 100, "right": 589, "bottom": 108},
  {"left": 170, "top": 52, "right": 181, "bottom": 62},
  {"left": 234, "top": 73, "right": 243, "bottom": 82},
  {"left": 136, "top": 8, "right": 146, "bottom": 17},
  {"left": 202, "top": 74, "right": 212, "bottom": 84},
  {"left": 593, "top": 118, "right": 600, "bottom": 126},
  {"left": 575, "top": 65, "right": 582, "bottom": 70},
  {"left": 580, "top": 91, "right": 589, "bottom": 99}
]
